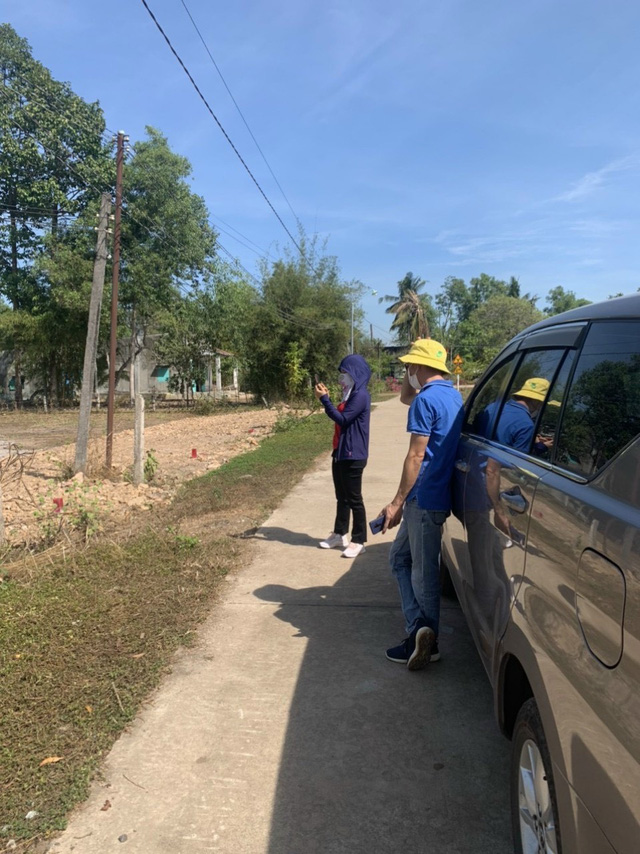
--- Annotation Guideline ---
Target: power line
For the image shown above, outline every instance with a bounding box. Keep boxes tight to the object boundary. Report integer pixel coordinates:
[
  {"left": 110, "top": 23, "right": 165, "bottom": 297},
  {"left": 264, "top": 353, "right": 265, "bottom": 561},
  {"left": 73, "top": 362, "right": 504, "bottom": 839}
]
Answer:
[
  {"left": 138, "top": 0, "right": 302, "bottom": 253},
  {"left": 210, "top": 212, "right": 270, "bottom": 257},
  {"left": 178, "top": 0, "right": 300, "bottom": 229}
]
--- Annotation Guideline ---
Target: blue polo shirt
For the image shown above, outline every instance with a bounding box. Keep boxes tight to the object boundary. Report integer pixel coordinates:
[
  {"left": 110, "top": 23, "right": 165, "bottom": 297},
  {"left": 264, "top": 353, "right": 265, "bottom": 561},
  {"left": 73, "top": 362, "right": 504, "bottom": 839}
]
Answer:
[
  {"left": 406, "top": 379, "right": 464, "bottom": 511},
  {"left": 494, "top": 399, "right": 534, "bottom": 452}
]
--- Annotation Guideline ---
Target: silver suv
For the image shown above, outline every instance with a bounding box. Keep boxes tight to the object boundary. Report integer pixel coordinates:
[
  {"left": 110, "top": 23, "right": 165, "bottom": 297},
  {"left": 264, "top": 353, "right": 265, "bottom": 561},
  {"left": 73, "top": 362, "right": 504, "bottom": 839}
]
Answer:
[{"left": 441, "top": 294, "right": 640, "bottom": 854}]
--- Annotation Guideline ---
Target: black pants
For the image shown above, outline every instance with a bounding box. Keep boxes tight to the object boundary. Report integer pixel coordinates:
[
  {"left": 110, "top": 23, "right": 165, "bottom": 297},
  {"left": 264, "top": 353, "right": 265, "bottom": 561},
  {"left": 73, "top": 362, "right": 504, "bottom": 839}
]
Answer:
[{"left": 332, "top": 456, "right": 368, "bottom": 544}]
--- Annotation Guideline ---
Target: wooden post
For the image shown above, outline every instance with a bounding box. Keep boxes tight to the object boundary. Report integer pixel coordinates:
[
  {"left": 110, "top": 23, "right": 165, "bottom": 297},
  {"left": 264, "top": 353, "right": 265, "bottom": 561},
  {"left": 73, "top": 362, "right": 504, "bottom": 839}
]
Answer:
[
  {"left": 133, "top": 393, "right": 145, "bottom": 486},
  {"left": 75, "top": 192, "right": 111, "bottom": 473},
  {"left": 106, "top": 131, "right": 126, "bottom": 469},
  {"left": 215, "top": 355, "right": 222, "bottom": 392}
]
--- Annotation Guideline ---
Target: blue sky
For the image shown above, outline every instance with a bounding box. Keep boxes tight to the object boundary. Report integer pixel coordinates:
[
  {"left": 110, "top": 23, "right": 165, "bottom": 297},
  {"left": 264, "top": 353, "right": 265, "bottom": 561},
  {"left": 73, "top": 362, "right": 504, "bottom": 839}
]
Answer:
[{"left": 5, "top": 0, "right": 640, "bottom": 340}]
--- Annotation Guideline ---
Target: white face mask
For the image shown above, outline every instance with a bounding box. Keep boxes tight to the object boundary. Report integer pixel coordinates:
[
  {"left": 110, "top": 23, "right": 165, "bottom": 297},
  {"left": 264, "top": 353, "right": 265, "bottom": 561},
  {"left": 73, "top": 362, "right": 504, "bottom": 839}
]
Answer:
[
  {"left": 338, "top": 371, "right": 354, "bottom": 392},
  {"left": 408, "top": 367, "right": 422, "bottom": 390}
]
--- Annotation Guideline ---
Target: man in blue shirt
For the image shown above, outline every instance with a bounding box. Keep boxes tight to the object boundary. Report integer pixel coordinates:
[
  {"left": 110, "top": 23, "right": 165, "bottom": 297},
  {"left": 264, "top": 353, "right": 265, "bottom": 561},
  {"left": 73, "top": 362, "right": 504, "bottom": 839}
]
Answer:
[{"left": 379, "top": 339, "right": 464, "bottom": 670}]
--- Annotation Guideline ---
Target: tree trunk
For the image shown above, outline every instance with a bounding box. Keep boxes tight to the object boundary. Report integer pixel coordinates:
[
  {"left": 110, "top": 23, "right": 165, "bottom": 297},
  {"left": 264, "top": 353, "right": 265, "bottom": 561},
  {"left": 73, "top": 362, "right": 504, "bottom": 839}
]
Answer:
[{"left": 49, "top": 357, "right": 58, "bottom": 409}]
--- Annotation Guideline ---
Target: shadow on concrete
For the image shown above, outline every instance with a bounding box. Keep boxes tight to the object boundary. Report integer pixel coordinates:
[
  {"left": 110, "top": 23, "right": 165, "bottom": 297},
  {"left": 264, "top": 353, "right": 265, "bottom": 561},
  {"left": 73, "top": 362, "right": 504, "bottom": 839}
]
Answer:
[
  {"left": 253, "top": 541, "right": 512, "bottom": 854},
  {"left": 253, "top": 526, "right": 322, "bottom": 548}
]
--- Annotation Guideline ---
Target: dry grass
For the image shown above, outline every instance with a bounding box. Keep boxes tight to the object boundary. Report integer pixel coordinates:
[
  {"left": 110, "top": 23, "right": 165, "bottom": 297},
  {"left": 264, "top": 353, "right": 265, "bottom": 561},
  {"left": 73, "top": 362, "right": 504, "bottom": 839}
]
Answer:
[
  {"left": 0, "top": 402, "right": 258, "bottom": 452},
  {"left": 0, "top": 413, "right": 332, "bottom": 850}
]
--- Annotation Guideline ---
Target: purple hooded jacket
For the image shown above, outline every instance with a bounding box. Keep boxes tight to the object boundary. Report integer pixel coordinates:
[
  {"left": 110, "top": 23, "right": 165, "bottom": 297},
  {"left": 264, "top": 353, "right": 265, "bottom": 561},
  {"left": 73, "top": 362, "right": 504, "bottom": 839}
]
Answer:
[{"left": 320, "top": 354, "right": 372, "bottom": 461}]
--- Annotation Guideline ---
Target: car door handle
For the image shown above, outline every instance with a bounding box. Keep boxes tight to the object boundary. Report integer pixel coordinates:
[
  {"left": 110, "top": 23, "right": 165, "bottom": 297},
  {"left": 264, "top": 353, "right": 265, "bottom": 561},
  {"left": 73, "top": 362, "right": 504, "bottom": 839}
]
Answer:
[
  {"left": 500, "top": 488, "right": 528, "bottom": 514},
  {"left": 455, "top": 460, "right": 470, "bottom": 473}
]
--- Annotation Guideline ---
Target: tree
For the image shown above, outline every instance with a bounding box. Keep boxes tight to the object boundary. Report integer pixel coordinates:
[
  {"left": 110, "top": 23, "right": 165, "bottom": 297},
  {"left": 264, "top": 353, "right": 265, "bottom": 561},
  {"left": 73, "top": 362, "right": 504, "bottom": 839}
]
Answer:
[
  {"left": 379, "top": 272, "right": 435, "bottom": 343},
  {"left": 0, "top": 24, "right": 110, "bottom": 405},
  {"left": 544, "top": 286, "right": 591, "bottom": 316},
  {"left": 458, "top": 295, "right": 543, "bottom": 366},
  {"left": 117, "top": 127, "right": 218, "bottom": 392},
  {"left": 245, "top": 235, "right": 352, "bottom": 400},
  {"left": 432, "top": 273, "right": 537, "bottom": 359},
  {"left": 153, "top": 259, "right": 255, "bottom": 400}
]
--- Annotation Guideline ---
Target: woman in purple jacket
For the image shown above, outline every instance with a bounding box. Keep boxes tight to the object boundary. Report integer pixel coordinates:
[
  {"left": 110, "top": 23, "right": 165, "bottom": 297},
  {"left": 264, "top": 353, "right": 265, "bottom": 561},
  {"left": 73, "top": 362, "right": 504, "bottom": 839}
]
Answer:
[{"left": 314, "top": 354, "right": 371, "bottom": 558}]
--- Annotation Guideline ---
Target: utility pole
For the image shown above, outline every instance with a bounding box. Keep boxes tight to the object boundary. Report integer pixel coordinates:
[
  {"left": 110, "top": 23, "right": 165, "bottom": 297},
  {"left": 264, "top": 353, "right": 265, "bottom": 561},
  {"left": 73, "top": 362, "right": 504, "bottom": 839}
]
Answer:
[
  {"left": 75, "top": 192, "right": 112, "bottom": 473},
  {"left": 106, "top": 131, "right": 126, "bottom": 469}
]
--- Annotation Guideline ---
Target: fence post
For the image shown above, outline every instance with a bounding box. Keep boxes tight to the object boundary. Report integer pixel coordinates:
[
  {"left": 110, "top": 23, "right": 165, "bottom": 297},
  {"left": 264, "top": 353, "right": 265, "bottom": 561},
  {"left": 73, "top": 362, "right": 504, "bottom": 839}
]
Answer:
[{"left": 133, "top": 393, "right": 145, "bottom": 486}]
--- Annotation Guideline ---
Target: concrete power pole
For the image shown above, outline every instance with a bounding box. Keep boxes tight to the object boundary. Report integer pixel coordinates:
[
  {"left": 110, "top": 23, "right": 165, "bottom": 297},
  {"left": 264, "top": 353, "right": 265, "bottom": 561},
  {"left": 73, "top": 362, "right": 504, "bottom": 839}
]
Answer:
[
  {"left": 74, "top": 192, "right": 112, "bottom": 474},
  {"left": 106, "top": 131, "right": 126, "bottom": 469}
]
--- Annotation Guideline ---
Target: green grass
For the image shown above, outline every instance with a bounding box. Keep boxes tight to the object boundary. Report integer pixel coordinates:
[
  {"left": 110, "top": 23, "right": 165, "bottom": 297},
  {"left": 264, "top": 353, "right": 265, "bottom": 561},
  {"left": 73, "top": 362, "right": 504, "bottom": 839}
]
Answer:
[
  {"left": 0, "top": 413, "right": 332, "bottom": 849},
  {"left": 175, "top": 412, "right": 332, "bottom": 521}
]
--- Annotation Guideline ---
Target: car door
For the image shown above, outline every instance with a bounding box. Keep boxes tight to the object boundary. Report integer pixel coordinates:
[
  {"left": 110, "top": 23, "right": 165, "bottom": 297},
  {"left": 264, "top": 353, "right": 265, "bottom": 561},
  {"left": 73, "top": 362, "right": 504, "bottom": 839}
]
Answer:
[
  {"left": 462, "top": 345, "right": 574, "bottom": 676},
  {"left": 443, "top": 351, "right": 519, "bottom": 609},
  {"left": 512, "top": 319, "right": 640, "bottom": 853}
]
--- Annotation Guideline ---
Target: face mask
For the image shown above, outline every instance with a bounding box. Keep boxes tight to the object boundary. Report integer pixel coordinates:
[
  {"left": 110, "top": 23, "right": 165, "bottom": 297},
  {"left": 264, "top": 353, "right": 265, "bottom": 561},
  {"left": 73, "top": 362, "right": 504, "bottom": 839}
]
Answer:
[
  {"left": 408, "top": 367, "right": 422, "bottom": 390},
  {"left": 338, "top": 372, "right": 354, "bottom": 392}
]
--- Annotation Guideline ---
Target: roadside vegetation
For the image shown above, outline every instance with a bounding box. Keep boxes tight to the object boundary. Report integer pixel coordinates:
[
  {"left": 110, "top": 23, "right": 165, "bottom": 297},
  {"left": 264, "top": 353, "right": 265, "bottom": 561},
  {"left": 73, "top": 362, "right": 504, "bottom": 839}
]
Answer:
[
  {"left": 0, "top": 413, "right": 332, "bottom": 850},
  {"left": 0, "top": 23, "right": 602, "bottom": 415}
]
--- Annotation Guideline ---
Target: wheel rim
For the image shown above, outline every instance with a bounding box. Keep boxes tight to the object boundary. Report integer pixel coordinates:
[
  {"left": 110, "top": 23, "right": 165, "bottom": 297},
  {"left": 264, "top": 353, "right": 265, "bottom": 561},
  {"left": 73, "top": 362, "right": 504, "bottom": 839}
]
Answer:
[{"left": 518, "top": 738, "right": 559, "bottom": 854}]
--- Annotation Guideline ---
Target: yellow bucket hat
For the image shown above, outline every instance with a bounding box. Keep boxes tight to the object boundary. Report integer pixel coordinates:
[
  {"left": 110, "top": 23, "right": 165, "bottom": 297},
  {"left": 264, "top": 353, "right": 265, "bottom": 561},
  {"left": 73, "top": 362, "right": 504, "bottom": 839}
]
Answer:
[
  {"left": 513, "top": 377, "right": 551, "bottom": 402},
  {"left": 398, "top": 339, "right": 449, "bottom": 374}
]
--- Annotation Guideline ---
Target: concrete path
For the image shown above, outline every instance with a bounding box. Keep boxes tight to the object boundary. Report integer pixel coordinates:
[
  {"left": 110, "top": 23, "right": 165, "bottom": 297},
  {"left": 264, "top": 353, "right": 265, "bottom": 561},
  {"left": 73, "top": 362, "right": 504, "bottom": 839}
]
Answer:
[{"left": 50, "top": 397, "right": 511, "bottom": 854}]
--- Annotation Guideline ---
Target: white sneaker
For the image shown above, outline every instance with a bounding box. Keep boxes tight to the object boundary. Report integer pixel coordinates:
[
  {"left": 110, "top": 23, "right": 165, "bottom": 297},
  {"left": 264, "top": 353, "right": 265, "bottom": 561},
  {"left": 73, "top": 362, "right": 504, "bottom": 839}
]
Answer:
[
  {"left": 319, "top": 532, "right": 349, "bottom": 550},
  {"left": 341, "top": 543, "right": 366, "bottom": 558}
]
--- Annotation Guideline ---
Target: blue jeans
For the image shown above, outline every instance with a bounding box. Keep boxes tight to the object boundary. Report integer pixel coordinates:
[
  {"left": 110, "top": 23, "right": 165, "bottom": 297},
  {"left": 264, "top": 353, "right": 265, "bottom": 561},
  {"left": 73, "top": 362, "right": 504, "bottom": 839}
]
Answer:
[{"left": 389, "top": 499, "right": 448, "bottom": 637}]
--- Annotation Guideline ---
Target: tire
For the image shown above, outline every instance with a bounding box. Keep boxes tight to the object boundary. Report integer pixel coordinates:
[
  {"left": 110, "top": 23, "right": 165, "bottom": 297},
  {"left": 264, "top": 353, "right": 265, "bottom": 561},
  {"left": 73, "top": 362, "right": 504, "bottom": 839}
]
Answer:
[{"left": 511, "top": 697, "right": 562, "bottom": 854}]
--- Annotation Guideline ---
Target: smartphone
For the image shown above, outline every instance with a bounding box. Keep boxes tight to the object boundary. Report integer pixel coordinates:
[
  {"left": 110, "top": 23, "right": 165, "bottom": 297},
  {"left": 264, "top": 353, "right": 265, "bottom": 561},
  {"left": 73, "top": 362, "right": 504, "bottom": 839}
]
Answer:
[
  {"left": 314, "top": 373, "right": 320, "bottom": 384},
  {"left": 369, "top": 514, "right": 385, "bottom": 535}
]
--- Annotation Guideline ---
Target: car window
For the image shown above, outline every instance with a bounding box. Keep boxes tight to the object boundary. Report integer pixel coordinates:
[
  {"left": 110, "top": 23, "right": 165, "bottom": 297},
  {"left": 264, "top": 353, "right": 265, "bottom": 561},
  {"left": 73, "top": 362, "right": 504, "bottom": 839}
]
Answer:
[
  {"left": 492, "top": 349, "right": 568, "bottom": 453},
  {"left": 466, "top": 355, "right": 519, "bottom": 438},
  {"left": 532, "top": 351, "right": 576, "bottom": 461},
  {"left": 555, "top": 320, "right": 640, "bottom": 477}
]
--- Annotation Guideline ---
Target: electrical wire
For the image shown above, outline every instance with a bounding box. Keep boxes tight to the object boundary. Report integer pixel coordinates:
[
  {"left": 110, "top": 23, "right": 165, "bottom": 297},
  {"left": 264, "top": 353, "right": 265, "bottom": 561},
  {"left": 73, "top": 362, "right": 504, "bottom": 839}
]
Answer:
[
  {"left": 138, "top": 0, "right": 302, "bottom": 253},
  {"left": 178, "top": 0, "right": 300, "bottom": 228}
]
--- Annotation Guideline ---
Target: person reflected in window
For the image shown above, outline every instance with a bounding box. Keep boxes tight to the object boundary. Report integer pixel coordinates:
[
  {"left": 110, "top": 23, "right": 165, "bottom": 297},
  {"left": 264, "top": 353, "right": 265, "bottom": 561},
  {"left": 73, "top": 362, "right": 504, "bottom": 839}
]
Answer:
[
  {"left": 479, "top": 378, "right": 557, "bottom": 537},
  {"left": 494, "top": 377, "right": 550, "bottom": 451}
]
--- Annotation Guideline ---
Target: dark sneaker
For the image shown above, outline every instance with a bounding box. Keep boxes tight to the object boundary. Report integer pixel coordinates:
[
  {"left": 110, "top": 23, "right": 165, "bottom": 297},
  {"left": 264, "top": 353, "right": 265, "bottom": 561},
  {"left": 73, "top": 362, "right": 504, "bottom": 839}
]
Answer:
[
  {"left": 386, "top": 637, "right": 412, "bottom": 663},
  {"left": 386, "top": 632, "right": 441, "bottom": 666},
  {"left": 407, "top": 625, "right": 436, "bottom": 671}
]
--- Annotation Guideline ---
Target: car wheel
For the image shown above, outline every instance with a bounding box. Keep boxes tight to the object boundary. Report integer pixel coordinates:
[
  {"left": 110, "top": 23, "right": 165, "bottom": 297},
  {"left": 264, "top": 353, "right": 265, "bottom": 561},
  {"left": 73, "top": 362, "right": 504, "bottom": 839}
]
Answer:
[{"left": 511, "top": 697, "right": 561, "bottom": 854}]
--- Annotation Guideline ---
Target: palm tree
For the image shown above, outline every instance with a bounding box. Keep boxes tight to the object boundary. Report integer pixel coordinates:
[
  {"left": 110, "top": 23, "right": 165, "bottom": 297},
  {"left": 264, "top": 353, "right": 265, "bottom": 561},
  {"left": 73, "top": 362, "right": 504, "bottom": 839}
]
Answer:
[{"left": 379, "top": 272, "right": 431, "bottom": 343}]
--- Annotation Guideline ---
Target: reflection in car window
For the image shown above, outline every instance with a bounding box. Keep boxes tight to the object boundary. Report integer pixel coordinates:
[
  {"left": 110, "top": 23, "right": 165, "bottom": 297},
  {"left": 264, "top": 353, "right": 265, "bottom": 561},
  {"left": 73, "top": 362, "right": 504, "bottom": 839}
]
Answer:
[
  {"left": 532, "top": 351, "right": 576, "bottom": 461},
  {"left": 492, "top": 350, "right": 567, "bottom": 453},
  {"left": 556, "top": 321, "right": 640, "bottom": 477},
  {"left": 595, "top": 437, "right": 640, "bottom": 505},
  {"left": 466, "top": 357, "right": 517, "bottom": 438}
]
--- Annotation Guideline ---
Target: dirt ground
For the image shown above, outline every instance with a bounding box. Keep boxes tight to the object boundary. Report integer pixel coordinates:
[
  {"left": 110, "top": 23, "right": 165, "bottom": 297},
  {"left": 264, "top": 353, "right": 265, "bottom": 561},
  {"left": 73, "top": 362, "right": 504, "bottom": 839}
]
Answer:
[{"left": 0, "top": 405, "right": 282, "bottom": 548}]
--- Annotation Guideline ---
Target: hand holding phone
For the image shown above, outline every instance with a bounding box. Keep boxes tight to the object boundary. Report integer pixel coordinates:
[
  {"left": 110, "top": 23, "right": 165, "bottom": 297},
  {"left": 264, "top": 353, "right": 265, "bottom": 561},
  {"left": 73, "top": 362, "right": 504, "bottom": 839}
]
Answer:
[{"left": 369, "top": 514, "right": 385, "bottom": 535}]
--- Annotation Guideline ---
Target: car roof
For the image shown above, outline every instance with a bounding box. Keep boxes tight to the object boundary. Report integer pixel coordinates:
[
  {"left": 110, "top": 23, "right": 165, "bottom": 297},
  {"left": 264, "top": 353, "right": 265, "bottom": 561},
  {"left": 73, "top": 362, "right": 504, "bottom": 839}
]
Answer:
[{"left": 514, "top": 293, "right": 640, "bottom": 342}]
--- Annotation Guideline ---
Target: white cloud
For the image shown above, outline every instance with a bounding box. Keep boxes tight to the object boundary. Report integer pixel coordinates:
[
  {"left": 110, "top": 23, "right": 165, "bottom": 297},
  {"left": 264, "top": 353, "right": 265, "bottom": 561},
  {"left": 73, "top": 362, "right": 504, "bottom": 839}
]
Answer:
[{"left": 555, "top": 155, "right": 639, "bottom": 202}]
